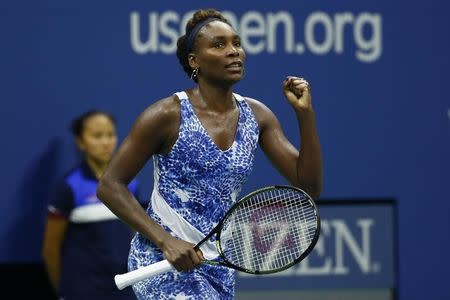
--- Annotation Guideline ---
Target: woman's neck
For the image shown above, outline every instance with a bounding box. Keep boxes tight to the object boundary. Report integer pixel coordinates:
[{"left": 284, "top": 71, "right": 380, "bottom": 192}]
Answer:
[
  {"left": 85, "top": 157, "right": 108, "bottom": 179},
  {"left": 196, "top": 83, "right": 235, "bottom": 111}
]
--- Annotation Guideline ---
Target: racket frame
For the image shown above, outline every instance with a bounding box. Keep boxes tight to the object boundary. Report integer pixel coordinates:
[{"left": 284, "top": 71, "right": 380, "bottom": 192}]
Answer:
[{"left": 194, "top": 185, "right": 321, "bottom": 275}]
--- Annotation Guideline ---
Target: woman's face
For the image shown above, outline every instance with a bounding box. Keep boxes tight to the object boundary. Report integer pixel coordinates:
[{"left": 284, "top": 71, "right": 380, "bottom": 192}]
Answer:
[
  {"left": 76, "top": 114, "right": 117, "bottom": 164},
  {"left": 193, "top": 21, "right": 246, "bottom": 84}
]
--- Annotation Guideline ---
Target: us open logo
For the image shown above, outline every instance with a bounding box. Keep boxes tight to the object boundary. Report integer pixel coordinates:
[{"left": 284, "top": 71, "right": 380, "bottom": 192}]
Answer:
[{"left": 130, "top": 10, "right": 383, "bottom": 63}]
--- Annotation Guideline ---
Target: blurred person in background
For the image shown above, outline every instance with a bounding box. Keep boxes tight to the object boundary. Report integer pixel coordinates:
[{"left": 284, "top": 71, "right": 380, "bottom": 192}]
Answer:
[{"left": 42, "top": 110, "right": 143, "bottom": 300}]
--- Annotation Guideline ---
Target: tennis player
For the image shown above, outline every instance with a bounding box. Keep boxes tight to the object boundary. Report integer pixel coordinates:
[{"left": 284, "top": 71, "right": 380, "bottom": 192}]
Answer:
[{"left": 97, "top": 8, "right": 322, "bottom": 299}]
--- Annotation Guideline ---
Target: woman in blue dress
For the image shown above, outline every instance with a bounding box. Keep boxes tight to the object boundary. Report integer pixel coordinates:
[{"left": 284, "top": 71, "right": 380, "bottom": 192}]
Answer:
[{"left": 97, "top": 8, "right": 323, "bottom": 300}]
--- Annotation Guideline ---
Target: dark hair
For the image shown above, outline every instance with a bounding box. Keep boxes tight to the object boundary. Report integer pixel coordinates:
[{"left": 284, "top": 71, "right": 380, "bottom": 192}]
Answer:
[
  {"left": 176, "top": 8, "right": 232, "bottom": 82},
  {"left": 70, "top": 109, "right": 116, "bottom": 137}
]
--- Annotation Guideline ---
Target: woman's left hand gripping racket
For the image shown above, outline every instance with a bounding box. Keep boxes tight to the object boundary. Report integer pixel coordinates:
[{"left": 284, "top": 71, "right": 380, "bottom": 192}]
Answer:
[{"left": 114, "top": 185, "right": 320, "bottom": 290}]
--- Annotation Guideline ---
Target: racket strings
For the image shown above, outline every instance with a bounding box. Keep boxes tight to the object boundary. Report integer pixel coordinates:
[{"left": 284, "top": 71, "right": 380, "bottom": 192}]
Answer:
[{"left": 220, "top": 187, "right": 318, "bottom": 272}]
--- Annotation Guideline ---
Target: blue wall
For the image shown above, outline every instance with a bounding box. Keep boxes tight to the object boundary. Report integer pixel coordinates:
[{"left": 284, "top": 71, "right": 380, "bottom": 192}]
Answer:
[{"left": 1, "top": 1, "right": 449, "bottom": 299}]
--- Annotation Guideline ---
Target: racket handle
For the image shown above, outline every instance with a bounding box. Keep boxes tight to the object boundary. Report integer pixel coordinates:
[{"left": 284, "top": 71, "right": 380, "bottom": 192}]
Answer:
[{"left": 114, "top": 259, "right": 174, "bottom": 290}]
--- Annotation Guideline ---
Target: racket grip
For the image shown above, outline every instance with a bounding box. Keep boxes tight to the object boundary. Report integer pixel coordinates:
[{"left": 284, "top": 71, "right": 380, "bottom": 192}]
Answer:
[{"left": 114, "top": 259, "right": 174, "bottom": 290}]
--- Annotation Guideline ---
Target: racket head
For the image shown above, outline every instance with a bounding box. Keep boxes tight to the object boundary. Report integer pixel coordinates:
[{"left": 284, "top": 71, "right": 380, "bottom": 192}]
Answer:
[{"left": 215, "top": 185, "right": 320, "bottom": 274}]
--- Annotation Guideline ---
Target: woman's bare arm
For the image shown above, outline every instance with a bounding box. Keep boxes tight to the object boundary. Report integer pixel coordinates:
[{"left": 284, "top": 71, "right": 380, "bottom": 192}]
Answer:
[
  {"left": 96, "top": 96, "right": 203, "bottom": 271},
  {"left": 247, "top": 76, "right": 323, "bottom": 198}
]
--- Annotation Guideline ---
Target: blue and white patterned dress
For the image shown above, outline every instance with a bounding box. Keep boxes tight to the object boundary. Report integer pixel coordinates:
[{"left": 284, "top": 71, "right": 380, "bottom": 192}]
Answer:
[{"left": 128, "top": 91, "right": 259, "bottom": 300}]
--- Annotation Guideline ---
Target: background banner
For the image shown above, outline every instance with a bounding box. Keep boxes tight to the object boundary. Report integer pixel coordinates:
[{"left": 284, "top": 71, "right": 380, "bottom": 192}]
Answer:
[
  {"left": 236, "top": 200, "right": 396, "bottom": 299},
  {"left": 1, "top": 1, "right": 449, "bottom": 300}
]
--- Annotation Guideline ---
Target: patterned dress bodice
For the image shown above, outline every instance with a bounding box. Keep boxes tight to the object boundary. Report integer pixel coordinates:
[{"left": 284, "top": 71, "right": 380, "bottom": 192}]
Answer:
[
  {"left": 153, "top": 91, "right": 259, "bottom": 235},
  {"left": 128, "top": 91, "right": 259, "bottom": 300}
]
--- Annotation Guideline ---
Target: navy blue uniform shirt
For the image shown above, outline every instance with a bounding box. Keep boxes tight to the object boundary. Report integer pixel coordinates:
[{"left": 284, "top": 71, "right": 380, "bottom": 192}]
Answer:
[{"left": 48, "top": 160, "right": 143, "bottom": 300}]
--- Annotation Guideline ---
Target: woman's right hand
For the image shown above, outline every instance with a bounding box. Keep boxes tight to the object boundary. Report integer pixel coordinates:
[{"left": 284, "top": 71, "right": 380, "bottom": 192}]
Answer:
[{"left": 160, "top": 235, "right": 204, "bottom": 272}]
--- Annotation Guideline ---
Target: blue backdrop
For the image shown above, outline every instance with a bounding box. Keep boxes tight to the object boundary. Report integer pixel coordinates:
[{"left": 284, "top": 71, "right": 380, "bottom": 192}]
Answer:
[{"left": 1, "top": 1, "right": 449, "bottom": 299}]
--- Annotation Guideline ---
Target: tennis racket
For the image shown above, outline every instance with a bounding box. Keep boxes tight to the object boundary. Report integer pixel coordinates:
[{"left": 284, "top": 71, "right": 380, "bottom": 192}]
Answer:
[{"left": 114, "top": 185, "right": 320, "bottom": 290}]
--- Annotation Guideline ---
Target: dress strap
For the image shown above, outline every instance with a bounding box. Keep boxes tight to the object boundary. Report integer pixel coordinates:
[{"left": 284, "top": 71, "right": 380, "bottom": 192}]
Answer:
[
  {"left": 174, "top": 91, "right": 188, "bottom": 101},
  {"left": 232, "top": 92, "right": 245, "bottom": 102}
]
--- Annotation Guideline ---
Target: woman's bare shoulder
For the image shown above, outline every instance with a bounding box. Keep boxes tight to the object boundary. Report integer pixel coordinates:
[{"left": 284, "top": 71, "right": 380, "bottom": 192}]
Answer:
[
  {"left": 131, "top": 94, "right": 182, "bottom": 130},
  {"left": 241, "top": 96, "right": 276, "bottom": 123}
]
